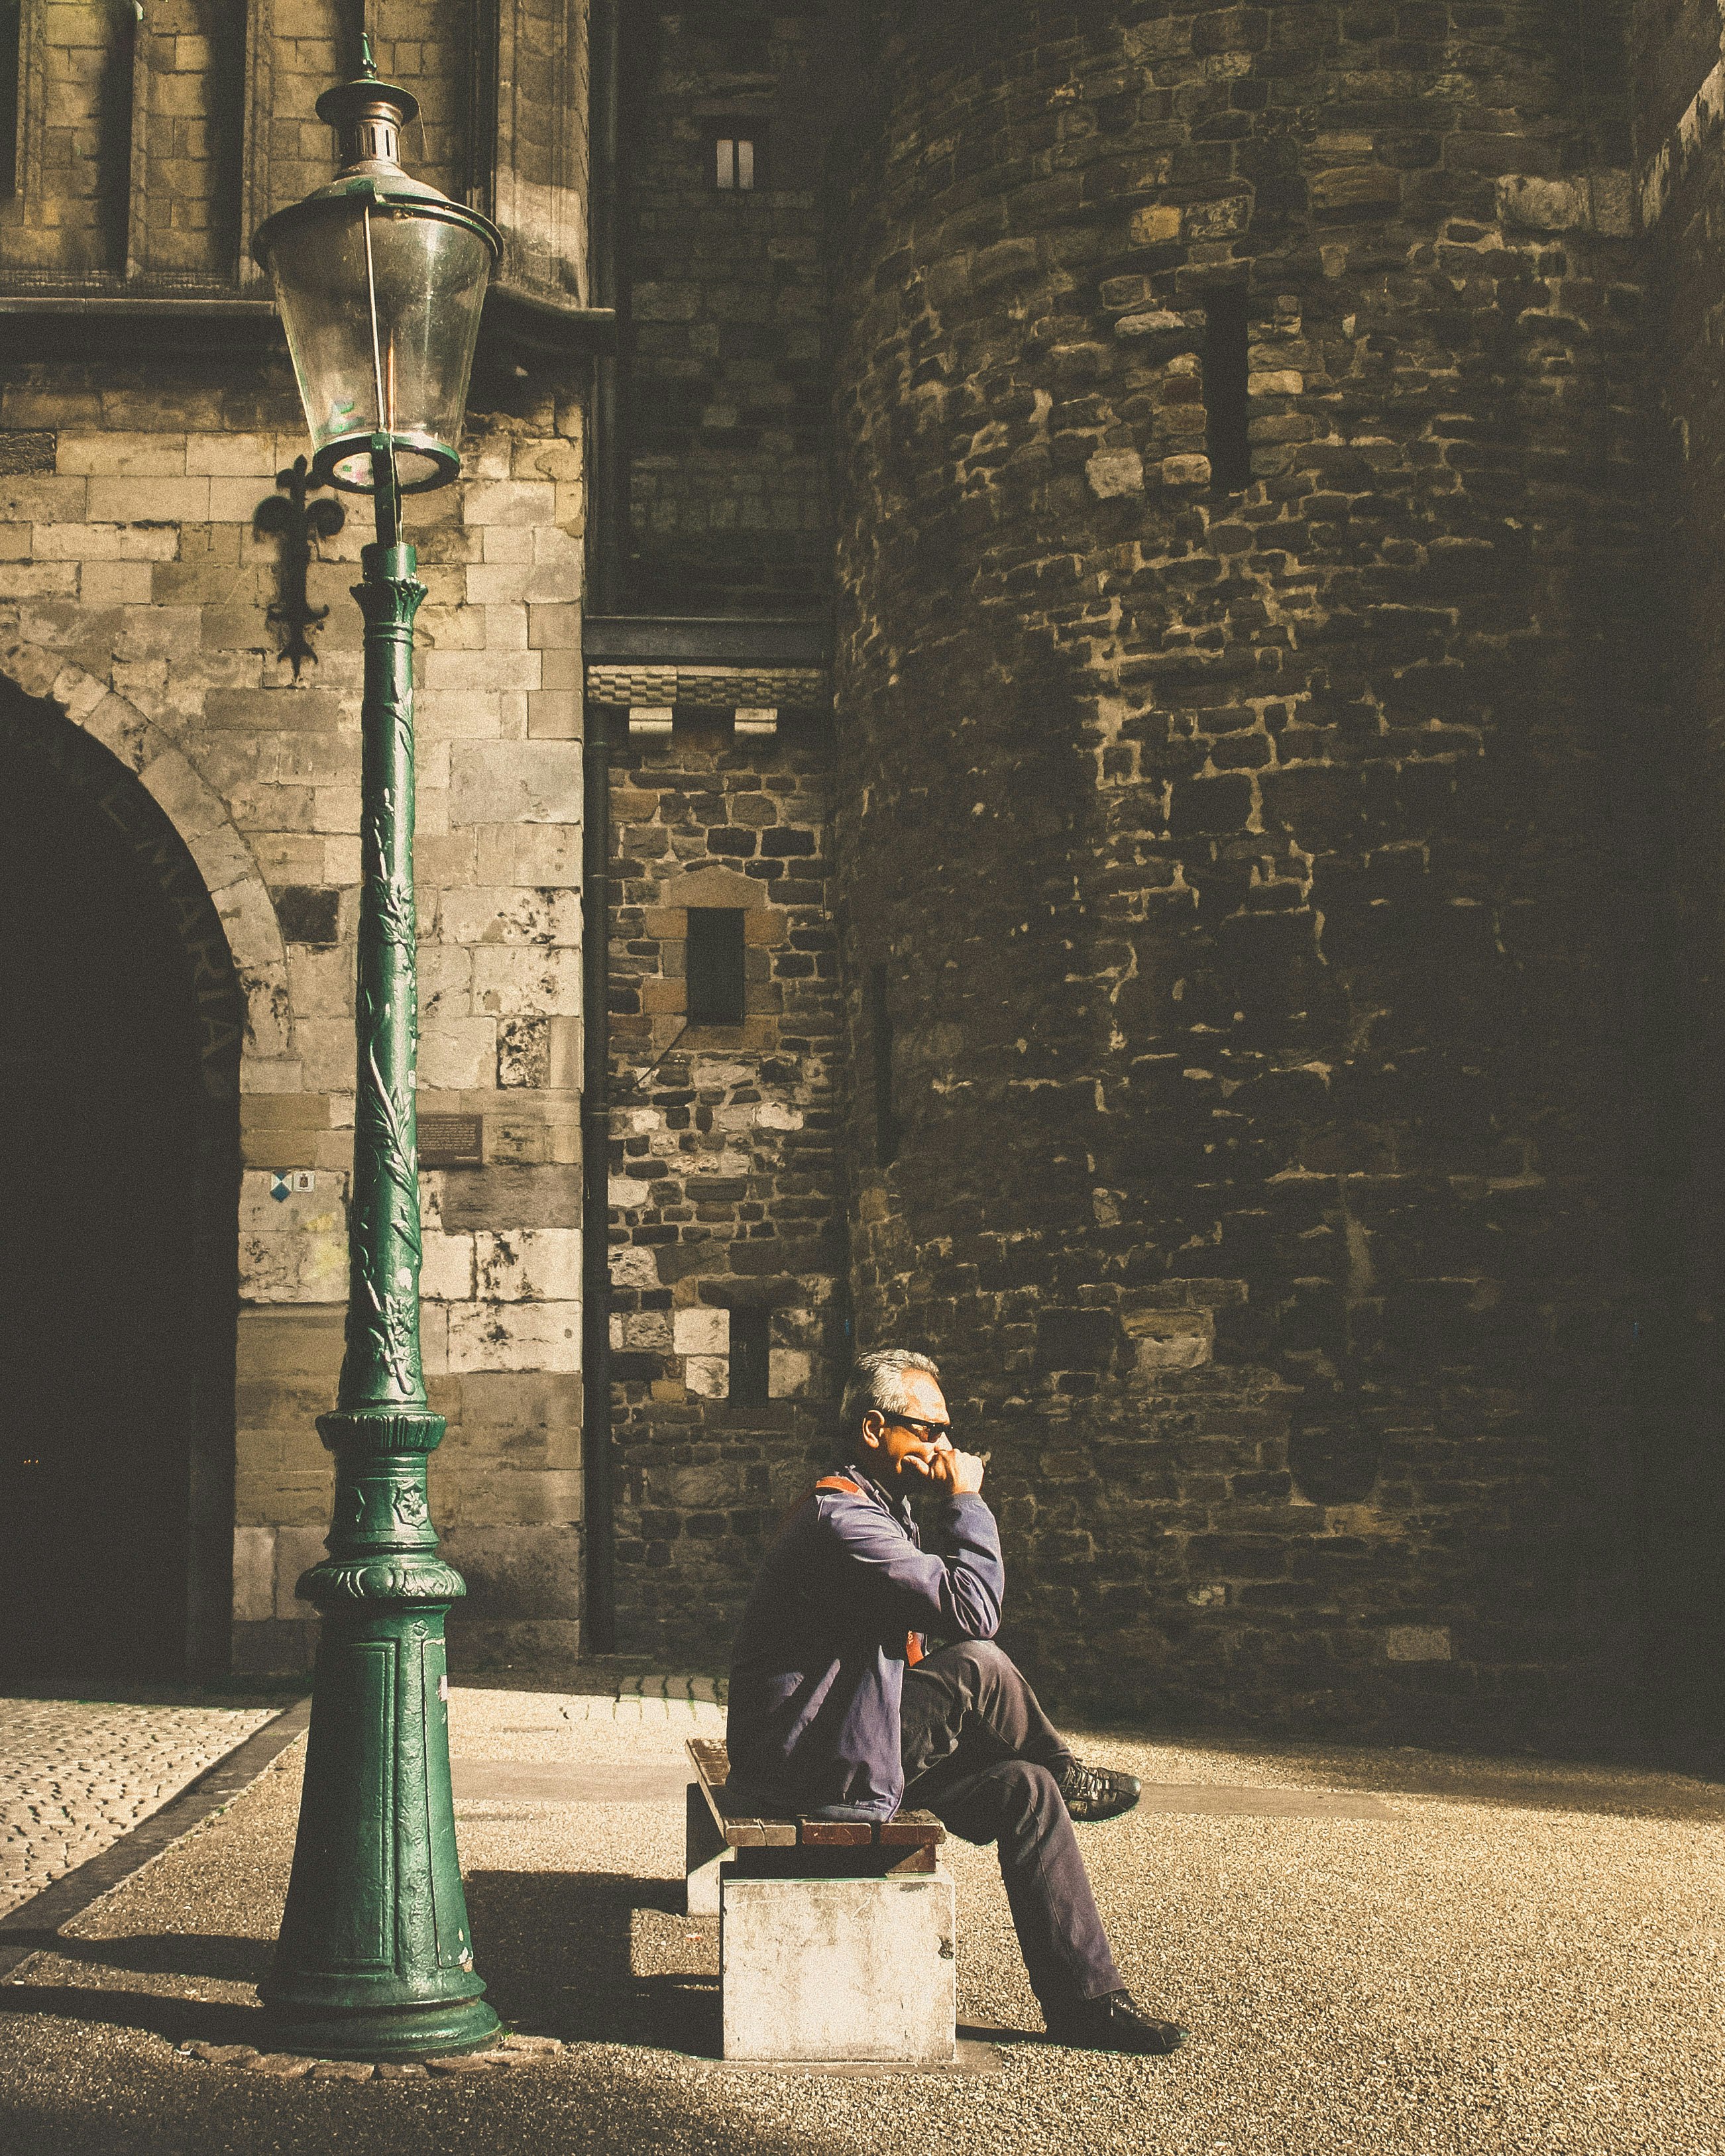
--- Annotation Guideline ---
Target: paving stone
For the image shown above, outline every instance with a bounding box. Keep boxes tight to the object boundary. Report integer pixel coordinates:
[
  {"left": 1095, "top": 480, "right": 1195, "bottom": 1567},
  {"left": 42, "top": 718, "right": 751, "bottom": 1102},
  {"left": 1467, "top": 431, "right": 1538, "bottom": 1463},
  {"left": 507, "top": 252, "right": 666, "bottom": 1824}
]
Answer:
[{"left": 0, "top": 1700, "right": 275, "bottom": 1919}]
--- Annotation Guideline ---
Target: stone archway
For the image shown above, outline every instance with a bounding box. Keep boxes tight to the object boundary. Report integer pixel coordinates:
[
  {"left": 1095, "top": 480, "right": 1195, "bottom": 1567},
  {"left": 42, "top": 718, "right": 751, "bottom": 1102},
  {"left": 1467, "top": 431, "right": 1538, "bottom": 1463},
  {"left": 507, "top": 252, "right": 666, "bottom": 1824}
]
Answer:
[{"left": 0, "top": 678, "right": 246, "bottom": 1682}]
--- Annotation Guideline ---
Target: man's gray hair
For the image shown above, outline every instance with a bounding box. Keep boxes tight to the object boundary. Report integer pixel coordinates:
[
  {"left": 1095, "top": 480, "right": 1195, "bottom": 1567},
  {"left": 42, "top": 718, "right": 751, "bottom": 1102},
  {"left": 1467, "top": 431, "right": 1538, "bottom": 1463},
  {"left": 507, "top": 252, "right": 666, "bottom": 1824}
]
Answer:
[{"left": 840, "top": 1348, "right": 942, "bottom": 1438}]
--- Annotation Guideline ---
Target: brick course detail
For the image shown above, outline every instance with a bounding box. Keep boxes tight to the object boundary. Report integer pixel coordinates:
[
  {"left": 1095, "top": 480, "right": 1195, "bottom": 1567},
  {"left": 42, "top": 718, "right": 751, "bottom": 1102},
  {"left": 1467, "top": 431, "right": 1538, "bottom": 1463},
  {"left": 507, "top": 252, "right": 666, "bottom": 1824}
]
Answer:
[{"left": 605, "top": 717, "right": 843, "bottom": 1663}]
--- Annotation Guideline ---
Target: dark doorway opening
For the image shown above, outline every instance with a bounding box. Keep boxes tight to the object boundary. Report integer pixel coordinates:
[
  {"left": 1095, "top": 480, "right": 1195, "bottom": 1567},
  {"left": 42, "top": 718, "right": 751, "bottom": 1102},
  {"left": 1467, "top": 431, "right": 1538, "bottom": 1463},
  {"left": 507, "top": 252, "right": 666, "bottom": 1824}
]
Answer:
[{"left": 0, "top": 687, "right": 241, "bottom": 1684}]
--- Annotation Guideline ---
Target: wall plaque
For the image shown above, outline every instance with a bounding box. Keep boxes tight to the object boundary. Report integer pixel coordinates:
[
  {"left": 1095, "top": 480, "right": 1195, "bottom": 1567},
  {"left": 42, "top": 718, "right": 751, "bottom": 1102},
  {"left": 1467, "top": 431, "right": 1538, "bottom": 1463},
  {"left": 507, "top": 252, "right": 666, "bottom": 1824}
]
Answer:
[{"left": 418, "top": 1114, "right": 484, "bottom": 1167}]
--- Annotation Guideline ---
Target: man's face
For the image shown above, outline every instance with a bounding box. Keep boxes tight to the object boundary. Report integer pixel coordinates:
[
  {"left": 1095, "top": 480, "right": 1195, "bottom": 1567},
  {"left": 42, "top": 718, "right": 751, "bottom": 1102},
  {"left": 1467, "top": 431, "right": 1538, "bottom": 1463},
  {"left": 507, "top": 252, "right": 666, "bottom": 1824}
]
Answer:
[{"left": 858, "top": 1369, "right": 954, "bottom": 1489}]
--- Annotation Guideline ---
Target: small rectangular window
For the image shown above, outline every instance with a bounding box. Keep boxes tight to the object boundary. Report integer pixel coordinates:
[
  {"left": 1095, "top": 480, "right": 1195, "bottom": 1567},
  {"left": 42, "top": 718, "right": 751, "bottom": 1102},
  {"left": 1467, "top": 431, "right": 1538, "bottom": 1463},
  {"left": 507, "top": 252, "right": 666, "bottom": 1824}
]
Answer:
[
  {"left": 1204, "top": 284, "right": 1252, "bottom": 495},
  {"left": 730, "top": 1307, "right": 771, "bottom": 1406},
  {"left": 869, "top": 963, "right": 899, "bottom": 1167},
  {"left": 688, "top": 908, "right": 746, "bottom": 1026},
  {"left": 711, "top": 124, "right": 764, "bottom": 191}
]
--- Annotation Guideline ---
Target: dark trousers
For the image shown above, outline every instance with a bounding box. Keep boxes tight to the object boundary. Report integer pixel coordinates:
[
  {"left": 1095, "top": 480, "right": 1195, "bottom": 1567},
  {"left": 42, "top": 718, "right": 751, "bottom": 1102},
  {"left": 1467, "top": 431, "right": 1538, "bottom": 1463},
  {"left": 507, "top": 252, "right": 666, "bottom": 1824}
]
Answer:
[{"left": 899, "top": 1639, "right": 1124, "bottom": 2013}]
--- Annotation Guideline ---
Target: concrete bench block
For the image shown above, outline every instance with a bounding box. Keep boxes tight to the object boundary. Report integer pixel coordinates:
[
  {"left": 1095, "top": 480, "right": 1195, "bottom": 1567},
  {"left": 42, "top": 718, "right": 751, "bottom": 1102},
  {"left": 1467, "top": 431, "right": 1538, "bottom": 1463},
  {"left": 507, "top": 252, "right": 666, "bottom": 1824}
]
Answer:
[{"left": 720, "top": 1870, "right": 956, "bottom": 2063}]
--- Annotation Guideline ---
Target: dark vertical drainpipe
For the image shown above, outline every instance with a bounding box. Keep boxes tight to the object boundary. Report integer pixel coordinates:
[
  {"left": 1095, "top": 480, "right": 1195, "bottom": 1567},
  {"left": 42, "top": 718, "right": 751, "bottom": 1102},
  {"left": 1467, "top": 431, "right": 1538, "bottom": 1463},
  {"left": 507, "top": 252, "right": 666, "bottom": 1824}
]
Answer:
[{"left": 582, "top": 0, "right": 622, "bottom": 1653}]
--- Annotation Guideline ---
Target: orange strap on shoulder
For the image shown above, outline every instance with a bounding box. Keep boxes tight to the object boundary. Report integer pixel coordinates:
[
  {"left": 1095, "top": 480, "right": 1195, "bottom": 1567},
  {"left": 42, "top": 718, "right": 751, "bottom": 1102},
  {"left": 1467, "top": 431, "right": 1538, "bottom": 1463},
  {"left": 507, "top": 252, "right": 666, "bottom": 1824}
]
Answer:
[{"left": 780, "top": 1473, "right": 862, "bottom": 1529}]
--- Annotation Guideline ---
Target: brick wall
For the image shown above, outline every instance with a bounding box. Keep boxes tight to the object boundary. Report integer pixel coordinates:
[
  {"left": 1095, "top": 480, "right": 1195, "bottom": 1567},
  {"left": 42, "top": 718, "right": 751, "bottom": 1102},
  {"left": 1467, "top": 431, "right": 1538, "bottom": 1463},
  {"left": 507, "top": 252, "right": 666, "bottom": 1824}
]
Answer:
[
  {"left": 622, "top": 4, "right": 838, "bottom": 611},
  {"left": 604, "top": 716, "right": 843, "bottom": 1662},
  {"left": 828, "top": 0, "right": 1666, "bottom": 1745}
]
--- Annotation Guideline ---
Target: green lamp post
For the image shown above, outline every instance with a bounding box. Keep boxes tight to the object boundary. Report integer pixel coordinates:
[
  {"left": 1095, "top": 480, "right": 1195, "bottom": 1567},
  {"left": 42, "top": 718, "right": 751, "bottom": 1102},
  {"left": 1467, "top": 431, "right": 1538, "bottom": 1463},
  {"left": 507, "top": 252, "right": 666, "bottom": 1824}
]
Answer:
[{"left": 250, "top": 44, "right": 504, "bottom": 2061}]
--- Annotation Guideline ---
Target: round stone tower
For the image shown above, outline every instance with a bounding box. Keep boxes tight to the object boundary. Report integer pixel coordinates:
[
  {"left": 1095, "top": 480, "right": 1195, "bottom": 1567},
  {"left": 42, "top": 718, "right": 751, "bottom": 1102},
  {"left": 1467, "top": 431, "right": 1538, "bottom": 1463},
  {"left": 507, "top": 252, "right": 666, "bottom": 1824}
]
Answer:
[{"left": 830, "top": 0, "right": 1665, "bottom": 1739}]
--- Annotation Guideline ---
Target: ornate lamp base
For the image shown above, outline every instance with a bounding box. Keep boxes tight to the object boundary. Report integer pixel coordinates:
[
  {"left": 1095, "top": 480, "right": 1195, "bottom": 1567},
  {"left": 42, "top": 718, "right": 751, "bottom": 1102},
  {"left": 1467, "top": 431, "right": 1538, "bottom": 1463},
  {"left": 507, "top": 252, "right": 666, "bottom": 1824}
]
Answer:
[
  {"left": 260, "top": 2000, "right": 502, "bottom": 2064},
  {"left": 260, "top": 1596, "right": 502, "bottom": 2061}
]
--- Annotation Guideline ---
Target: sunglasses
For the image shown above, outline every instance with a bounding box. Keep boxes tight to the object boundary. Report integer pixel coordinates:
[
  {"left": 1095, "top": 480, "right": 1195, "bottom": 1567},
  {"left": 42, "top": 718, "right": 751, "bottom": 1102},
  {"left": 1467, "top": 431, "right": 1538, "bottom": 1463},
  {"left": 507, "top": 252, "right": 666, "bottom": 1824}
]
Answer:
[{"left": 884, "top": 1413, "right": 954, "bottom": 1446}]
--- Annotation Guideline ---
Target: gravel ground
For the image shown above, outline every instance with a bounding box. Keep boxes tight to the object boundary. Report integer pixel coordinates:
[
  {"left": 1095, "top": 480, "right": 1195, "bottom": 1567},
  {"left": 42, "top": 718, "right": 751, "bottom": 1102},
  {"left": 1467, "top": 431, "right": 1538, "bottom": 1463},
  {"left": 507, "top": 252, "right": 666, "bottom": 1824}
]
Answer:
[
  {"left": 0, "top": 1698, "right": 278, "bottom": 1919},
  {"left": 0, "top": 1684, "right": 1720, "bottom": 2155}
]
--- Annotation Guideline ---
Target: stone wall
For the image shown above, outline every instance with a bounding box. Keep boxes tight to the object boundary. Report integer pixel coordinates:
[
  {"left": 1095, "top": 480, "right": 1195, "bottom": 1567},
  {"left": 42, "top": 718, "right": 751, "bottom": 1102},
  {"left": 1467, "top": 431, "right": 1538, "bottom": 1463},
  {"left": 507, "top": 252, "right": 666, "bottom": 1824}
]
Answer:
[
  {"left": 1627, "top": 0, "right": 1725, "bottom": 1741},
  {"left": 622, "top": 3, "right": 838, "bottom": 610},
  {"left": 0, "top": 355, "right": 588, "bottom": 1673},
  {"left": 828, "top": 0, "right": 1667, "bottom": 1745},
  {"left": 604, "top": 714, "right": 842, "bottom": 1662},
  {"left": 0, "top": 0, "right": 594, "bottom": 1678}
]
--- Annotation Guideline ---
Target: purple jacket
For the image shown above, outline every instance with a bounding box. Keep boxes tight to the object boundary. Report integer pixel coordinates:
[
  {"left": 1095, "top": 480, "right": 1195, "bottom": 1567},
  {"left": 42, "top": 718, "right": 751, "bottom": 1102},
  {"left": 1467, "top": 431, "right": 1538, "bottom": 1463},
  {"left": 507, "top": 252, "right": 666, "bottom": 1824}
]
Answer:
[{"left": 724, "top": 1464, "right": 1005, "bottom": 1821}]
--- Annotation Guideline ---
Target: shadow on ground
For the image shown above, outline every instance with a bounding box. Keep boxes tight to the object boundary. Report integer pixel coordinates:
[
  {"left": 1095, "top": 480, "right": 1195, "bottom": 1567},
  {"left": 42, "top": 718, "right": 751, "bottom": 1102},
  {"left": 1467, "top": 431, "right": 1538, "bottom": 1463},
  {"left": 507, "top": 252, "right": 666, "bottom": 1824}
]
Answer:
[
  {"left": 5, "top": 1872, "right": 1048, "bottom": 2067},
  {"left": 4, "top": 1875, "right": 725, "bottom": 2059},
  {"left": 18, "top": 1933, "right": 272, "bottom": 1983},
  {"left": 468, "top": 1868, "right": 720, "bottom": 2054}
]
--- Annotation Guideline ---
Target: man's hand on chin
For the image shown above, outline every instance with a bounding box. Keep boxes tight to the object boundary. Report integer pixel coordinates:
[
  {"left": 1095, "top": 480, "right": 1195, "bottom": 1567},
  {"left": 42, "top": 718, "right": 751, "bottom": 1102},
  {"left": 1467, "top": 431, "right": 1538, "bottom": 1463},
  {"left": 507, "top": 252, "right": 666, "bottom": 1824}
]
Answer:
[{"left": 912, "top": 1445, "right": 987, "bottom": 1496}]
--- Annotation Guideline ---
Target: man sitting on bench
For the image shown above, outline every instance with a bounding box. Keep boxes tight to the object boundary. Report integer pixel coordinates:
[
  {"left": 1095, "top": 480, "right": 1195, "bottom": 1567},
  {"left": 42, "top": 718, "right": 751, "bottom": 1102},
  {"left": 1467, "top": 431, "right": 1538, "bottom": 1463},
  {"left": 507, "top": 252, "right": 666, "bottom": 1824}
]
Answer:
[{"left": 726, "top": 1346, "right": 1188, "bottom": 2056}]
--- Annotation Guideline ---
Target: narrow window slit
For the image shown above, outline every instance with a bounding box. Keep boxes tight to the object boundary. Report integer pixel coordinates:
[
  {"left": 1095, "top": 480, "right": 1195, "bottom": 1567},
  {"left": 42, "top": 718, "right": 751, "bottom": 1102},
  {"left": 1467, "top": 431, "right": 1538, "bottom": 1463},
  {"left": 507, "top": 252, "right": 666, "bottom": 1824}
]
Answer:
[
  {"left": 730, "top": 1308, "right": 771, "bottom": 1406},
  {"left": 688, "top": 908, "right": 746, "bottom": 1026},
  {"left": 1204, "top": 285, "right": 1252, "bottom": 496},
  {"left": 0, "top": 1, "right": 20, "bottom": 199},
  {"left": 869, "top": 963, "right": 899, "bottom": 1167}
]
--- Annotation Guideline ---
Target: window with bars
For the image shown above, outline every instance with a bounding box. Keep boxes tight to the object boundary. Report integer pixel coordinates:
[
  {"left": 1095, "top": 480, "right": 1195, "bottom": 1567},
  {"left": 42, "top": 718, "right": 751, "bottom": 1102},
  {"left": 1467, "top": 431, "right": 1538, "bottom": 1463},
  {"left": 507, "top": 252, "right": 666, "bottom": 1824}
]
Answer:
[{"left": 710, "top": 123, "right": 765, "bottom": 191}]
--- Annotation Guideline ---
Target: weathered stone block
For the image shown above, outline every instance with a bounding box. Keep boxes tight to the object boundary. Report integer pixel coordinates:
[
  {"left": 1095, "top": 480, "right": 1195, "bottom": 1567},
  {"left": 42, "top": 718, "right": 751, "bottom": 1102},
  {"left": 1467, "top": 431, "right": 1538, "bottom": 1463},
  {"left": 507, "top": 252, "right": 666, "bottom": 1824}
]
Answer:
[
  {"left": 473, "top": 945, "right": 582, "bottom": 1015},
  {"left": 58, "top": 433, "right": 186, "bottom": 476},
  {"left": 440, "top": 1165, "right": 583, "bottom": 1230},
  {"left": 87, "top": 476, "right": 212, "bottom": 521},
  {"left": 1160, "top": 453, "right": 1211, "bottom": 487},
  {"left": 1086, "top": 449, "right": 1144, "bottom": 499},
  {"left": 447, "top": 1300, "right": 581, "bottom": 1373},
  {"left": 1309, "top": 166, "right": 1402, "bottom": 213},
  {"left": 1130, "top": 204, "right": 1181, "bottom": 244},
  {"left": 204, "top": 687, "right": 342, "bottom": 731},
  {"left": 674, "top": 1307, "right": 730, "bottom": 1355},
  {"left": 232, "top": 1527, "right": 274, "bottom": 1624},
  {"left": 450, "top": 741, "right": 583, "bottom": 824},
  {"left": 720, "top": 1873, "right": 956, "bottom": 2063},
  {"left": 474, "top": 1226, "right": 583, "bottom": 1301},
  {"left": 1384, "top": 1627, "right": 1452, "bottom": 1662}
]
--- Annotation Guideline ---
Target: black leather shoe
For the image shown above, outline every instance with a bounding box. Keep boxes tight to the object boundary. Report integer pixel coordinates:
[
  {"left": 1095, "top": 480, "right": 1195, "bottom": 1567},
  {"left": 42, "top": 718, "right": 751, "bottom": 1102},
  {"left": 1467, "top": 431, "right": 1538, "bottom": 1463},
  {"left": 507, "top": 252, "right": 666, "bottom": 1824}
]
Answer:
[
  {"left": 1044, "top": 1990, "right": 1188, "bottom": 2055},
  {"left": 1055, "top": 1759, "right": 1142, "bottom": 1821}
]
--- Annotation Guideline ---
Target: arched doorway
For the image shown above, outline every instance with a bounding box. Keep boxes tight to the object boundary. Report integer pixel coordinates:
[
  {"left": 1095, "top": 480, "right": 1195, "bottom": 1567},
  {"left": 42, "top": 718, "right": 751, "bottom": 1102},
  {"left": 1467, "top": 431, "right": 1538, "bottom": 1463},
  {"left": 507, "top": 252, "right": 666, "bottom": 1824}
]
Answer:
[{"left": 0, "top": 685, "right": 243, "bottom": 1684}]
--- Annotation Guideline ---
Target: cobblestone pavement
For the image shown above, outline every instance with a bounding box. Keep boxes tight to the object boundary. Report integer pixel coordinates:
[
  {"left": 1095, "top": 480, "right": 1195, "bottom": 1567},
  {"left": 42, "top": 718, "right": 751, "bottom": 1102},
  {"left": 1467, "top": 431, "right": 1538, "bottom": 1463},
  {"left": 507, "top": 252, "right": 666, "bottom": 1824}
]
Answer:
[
  {"left": 0, "top": 1698, "right": 280, "bottom": 1920},
  {"left": 592, "top": 1674, "right": 726, "bottom": 1722}
]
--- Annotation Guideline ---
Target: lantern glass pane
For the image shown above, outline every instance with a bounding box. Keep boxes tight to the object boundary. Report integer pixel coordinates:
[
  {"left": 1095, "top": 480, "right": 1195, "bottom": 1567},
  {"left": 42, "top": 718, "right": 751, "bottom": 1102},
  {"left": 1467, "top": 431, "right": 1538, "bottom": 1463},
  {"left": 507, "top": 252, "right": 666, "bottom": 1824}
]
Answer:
[{"left": 265, "top": 200, "right": 490, "bottom": 490}]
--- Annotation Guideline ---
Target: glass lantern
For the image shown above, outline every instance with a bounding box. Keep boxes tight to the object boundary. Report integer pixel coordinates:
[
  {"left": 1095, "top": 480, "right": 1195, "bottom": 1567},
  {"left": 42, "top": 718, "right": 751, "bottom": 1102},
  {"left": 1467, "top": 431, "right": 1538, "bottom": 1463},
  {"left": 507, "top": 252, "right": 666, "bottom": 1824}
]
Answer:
[{"left": 252, "top": 61, "right": 501, "bottom": 495}]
